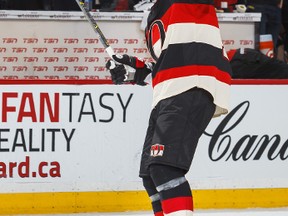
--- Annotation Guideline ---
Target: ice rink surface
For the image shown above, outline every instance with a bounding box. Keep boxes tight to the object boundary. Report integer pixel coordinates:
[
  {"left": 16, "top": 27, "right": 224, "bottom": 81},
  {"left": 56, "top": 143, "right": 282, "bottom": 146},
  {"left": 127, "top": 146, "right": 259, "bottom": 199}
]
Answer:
[{"left": 34, "top": 208, "right": 288, "bottom": 216}]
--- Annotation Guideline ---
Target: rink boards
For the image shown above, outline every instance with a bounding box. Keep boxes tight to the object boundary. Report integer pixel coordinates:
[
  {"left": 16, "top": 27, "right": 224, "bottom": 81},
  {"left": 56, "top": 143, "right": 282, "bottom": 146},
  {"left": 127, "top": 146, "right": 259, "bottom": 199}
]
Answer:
[{"left": 0, "top": 80, "right": 288, "bottom": 214}]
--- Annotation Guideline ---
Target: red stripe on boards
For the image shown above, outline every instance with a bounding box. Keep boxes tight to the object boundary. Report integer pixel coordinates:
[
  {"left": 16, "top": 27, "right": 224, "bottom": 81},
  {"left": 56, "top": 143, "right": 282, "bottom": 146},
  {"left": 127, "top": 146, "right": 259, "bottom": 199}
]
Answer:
[
  {"left": 0, "top": 79, "right": 286, "bottom": 86},
  {"left": 0, "top": 79, "right": 113, "bottom": 85},
  {"left": 152, "top": 65, "right": 231, "bottom": 87},
  {"left": 160, "top": 3, "right": 219, "bottom": 32},
  {"left": 161, "top": 196, "right": 193, "bottom": 214}
]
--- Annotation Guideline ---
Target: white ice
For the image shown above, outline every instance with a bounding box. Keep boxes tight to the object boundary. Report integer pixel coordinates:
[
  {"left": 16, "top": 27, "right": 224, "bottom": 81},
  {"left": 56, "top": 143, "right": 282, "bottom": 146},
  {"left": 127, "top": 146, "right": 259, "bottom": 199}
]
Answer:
[{"left": 35, "top": 208, "right": 288, "bottom": 216}]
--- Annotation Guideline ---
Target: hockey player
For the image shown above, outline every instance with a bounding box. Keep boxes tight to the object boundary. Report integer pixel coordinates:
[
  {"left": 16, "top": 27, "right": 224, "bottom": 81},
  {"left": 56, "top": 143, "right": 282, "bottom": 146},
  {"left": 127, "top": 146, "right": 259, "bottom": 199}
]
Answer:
[{"left": 106, "top": 0, "right": 232, "bottom": 215}]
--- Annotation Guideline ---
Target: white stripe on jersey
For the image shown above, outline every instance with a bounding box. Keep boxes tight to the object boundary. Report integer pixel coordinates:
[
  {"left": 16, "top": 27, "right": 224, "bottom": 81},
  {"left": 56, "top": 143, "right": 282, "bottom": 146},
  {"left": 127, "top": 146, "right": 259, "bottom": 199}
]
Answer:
[
  {"left": 153, "top": 23, "right": 227, "bottom": 59},
  {"left": 152, "top": 75, "right": 230, "bottom": 117}
]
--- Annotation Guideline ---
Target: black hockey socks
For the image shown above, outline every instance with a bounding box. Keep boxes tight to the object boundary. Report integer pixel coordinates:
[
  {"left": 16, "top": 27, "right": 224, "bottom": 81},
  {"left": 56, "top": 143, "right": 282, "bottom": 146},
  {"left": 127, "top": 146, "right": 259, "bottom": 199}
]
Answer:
[
  {"left": 150, "top": 164, "right": 194, "bottom": 215},
  {"left": 142, "top": 176, "right": 164, "bottom": 216}
]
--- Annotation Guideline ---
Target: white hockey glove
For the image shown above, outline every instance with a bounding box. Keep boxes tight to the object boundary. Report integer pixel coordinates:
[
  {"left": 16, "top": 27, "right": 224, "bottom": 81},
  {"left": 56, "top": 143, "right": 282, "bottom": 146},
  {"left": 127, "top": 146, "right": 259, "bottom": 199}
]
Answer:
[{"left": 106, "top": 54, "right": 154, "bottom": 86}]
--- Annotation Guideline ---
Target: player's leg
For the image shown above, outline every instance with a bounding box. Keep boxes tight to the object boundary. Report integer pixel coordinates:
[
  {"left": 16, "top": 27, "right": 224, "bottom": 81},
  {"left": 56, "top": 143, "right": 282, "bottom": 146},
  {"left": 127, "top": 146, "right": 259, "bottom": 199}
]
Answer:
[
  {"left": 140, "top": 109, "right": 164, "bottom": 216},
  {"left": 140, "top": 88, "right": 215, "bottom": 215},
  {"left": 142, "top": 176, "right": 164, "bottom": 216},
  {"left": 144, "top": 88, "right": 215, "bottom": 215},
  {"left": 150, "top": 164, "right": 193, "bottom": 216}
]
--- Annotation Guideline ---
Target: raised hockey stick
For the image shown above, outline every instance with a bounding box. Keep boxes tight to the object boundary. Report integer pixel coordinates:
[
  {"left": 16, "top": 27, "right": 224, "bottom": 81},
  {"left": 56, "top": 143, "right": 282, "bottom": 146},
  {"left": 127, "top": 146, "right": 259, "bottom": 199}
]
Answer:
[
  {"left": 75, "top": 0, "right": 114, "bottom": 57},
  {"left": 75, "top": 0, "right": 135, "bottom": 80}
]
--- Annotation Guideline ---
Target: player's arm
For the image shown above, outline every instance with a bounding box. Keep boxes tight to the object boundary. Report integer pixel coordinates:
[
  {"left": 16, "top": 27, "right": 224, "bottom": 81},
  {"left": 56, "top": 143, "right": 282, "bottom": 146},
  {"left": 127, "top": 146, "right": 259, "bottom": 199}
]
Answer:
[{"left": 106, "top": 54, "right": 154, "bottom": 86}]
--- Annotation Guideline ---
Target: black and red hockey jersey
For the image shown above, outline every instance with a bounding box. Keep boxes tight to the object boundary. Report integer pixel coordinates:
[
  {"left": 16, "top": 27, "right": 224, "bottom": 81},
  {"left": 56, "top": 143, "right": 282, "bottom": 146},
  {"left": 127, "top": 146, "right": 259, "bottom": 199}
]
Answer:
[{"left": 145, "top": 0, "right": 232, "bottom": 117}]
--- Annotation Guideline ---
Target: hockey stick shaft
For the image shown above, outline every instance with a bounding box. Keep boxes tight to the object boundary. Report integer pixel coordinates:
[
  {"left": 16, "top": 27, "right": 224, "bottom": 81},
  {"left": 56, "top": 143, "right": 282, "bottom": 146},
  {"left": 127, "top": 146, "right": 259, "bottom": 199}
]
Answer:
[
  {"left": 75, "top": 0, "right": 136, "bottom": 81},
  {"left": 75, "top": 0, "right": 115, "bottom": 57}
]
